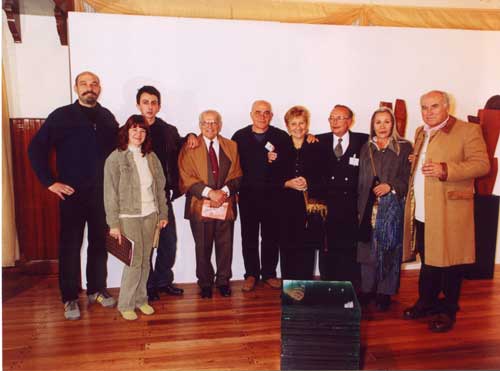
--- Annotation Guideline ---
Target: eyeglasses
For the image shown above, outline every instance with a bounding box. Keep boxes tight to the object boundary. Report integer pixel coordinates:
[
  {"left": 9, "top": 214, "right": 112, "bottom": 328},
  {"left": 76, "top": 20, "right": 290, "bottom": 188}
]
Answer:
[
  {"left": 201, "top": 121, "right": 219, "bottom": 127},
  {"left": 329, "top": 116, "right": 350, "bottom": 122}
]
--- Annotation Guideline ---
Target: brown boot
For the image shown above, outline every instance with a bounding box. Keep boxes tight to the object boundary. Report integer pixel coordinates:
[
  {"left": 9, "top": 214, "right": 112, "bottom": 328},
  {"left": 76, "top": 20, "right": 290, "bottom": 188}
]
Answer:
[
  {"left": 242, "top": 276, "right": 257, "bottom": 292},
  {"left": 263, "top": 277, "right": 282, "bottom": 289}
]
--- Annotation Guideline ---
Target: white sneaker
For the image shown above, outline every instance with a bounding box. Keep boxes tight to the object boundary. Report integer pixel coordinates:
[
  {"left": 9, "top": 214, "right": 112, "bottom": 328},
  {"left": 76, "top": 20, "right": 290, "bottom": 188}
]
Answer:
[
  {"left": 64, "top": 300, "right": 80, "bottom": 320},
  {"left": 88, "top": 289, "right": 116, "bottom": 308}
]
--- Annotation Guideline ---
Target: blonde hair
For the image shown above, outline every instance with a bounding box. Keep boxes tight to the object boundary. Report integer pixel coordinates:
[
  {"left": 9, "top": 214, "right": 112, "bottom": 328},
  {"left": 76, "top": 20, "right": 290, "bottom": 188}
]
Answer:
[
  {"left": 370, "top": 107, "right": 401, "bottom": 155},
  {"left": 284, "top": 105, "right": 310, "bottom": 129}
]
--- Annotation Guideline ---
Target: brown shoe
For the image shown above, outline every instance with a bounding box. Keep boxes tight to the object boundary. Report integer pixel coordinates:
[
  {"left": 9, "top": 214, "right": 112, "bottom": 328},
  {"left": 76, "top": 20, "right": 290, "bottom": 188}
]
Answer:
[
  {"left": 242, "top": 276, "right": 257, "bottom": 292},
  {"left": 263, "top": 278, "right": 282, "bottom": 289}
]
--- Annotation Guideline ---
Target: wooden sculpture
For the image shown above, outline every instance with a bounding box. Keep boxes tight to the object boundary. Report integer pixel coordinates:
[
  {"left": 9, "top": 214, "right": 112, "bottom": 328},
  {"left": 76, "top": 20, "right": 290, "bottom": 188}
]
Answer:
[
  {"left": 379, "top": 99, "right": 407, "bottom": 138},
  {"left": 475, "top": 109, "right": 500, "bottom": 195}
]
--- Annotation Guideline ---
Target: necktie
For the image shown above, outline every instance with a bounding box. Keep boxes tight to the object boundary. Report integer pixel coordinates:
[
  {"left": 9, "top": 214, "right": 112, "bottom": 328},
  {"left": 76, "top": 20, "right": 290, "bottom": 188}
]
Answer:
[
  {"left": 335, "top": 137, "right": 343, "bottom": 158},
  {"left": 209, "top": 141, "right": 219, "bottom": 182}
]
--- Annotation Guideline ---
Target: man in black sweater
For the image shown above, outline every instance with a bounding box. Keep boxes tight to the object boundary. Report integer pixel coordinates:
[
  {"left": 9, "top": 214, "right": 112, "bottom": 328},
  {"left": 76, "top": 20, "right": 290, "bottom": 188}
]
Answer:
[
  {"left": 28, "top": 71, "right": 118, "bottom": 320},
  {"left": 135, "top": 86, "right": 198, "bottom": 301},
  {"left": 232, "top": 100, "right": 290, "bottom": 291},
  {"left": 316, "top": 104, "right": 368, "bottom": 289}
]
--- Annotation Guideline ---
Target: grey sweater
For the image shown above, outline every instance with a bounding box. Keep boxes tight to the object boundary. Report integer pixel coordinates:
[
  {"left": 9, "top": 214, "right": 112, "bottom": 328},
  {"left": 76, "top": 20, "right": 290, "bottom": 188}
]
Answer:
[{"left": 104, "top": 149, "right": 168, "bottom": 229}]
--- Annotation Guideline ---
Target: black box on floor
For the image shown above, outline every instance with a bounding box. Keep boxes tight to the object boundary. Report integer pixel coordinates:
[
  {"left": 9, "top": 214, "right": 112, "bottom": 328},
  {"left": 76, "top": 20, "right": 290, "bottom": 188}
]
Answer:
[
  {"left": 280, "top": 280, "right": 361, "bottom": 370},
  {"left": 465, "top": 194, "right": 499, "bottom": 280}
]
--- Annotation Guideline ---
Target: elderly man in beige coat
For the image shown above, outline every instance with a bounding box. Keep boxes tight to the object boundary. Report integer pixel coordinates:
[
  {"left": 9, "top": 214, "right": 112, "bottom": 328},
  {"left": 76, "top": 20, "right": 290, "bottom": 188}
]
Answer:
[
  {"left": 178, "top": 110, "right": 242, "bottom": 299},
  {"left": 402, "top": 90, "right": 489, "bottom": 333}
]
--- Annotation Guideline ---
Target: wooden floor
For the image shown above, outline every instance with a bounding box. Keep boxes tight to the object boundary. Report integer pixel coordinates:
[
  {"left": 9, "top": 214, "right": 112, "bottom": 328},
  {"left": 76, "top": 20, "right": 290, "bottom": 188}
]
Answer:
[{"left": 3, "top": 267, "right": 500, "bottom": 371}]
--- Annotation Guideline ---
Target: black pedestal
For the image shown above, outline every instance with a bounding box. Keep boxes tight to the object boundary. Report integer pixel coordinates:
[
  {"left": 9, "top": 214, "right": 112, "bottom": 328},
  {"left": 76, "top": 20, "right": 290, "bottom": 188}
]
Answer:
[
  {"left": 281, "top": 280, "right": 361, "bottom": 370},
  {"left": 465, "top": 194, "right": 499, "bottom": 280}
]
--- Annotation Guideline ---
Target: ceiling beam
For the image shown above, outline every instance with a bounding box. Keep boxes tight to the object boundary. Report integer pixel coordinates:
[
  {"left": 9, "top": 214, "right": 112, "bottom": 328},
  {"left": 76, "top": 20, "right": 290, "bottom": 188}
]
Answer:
[
  {"left": 3, "top": 0, "right": 21, "bottom": 43},
  {"left": 53, "top": 0, "right": 74, "bottom": 46}
]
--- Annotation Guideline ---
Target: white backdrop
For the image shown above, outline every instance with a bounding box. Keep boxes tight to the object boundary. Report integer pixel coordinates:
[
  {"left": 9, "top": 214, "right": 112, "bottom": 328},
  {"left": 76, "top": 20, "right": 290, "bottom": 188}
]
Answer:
[{"left": 68, "top": 12, "right": 500, "bottom": 287}]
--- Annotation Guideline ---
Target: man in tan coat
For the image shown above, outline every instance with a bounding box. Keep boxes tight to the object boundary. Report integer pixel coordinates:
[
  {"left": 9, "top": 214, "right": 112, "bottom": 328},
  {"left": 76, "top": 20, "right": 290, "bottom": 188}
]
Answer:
[
  {"left": 402, "top": 90, "right": 490, "bottom": 332},
  {"left": 178, "top": 110, "right": 242, "bottom": 299}
]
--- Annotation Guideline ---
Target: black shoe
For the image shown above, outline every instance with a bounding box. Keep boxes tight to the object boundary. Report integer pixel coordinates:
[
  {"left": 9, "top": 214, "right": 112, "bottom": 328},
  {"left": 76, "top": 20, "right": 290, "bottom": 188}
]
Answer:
[
  {"left": 429, "top": 313, "right": 455, "bottom": 333},
  {"left": 375, "top": 294, "right": 391, "bottom": 312},
  {"left": 158, "top": 284, "right": 184, "bottom": 296},
  {"left": 148, "top": 289, "right": 160, "bottom": 301},
  {"left": 403, "top": 304, "right": 434, "bottom": 320},
  {"left": 358, "top": 292, "right": 374, "bottom": 306},
  {"left": 218, "top": 285, "right": 232, "bottom": 297},
  {"left": 200, "top": 287, "right": 212, "bottom": 299}
]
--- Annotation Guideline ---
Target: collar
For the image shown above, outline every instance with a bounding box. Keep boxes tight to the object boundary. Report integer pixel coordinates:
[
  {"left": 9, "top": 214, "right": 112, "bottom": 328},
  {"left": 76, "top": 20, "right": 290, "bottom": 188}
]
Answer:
[
  {"left": 334, "top": 131, "right": 349, "bottom": 142},
  {"left": 203, "top": 135, "right": 219, "bottom": 148},
  {"left": 370, "top": 137, "right": 398, "bottom": 153},
  {"left": 424, "top": 115, "right": 453, "bottom": 134},
  {"left": 128, "top": 144, "right": 142, "bottom": 153},
  {"left": 440, "top": 116, "right": 457, "bottom": 134}
]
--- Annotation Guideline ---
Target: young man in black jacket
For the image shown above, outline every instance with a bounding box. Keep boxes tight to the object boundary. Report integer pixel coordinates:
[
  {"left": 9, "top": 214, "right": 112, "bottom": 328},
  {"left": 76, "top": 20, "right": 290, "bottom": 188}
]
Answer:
[
  {"left": 232, "top": 100, "right": 290, "bottom": 292},
  {"left": 135, "top": 86, "right": 198, "bottom": 301},
  {"left": 29, "top": 71, "right": 118, "bottom": 320}
]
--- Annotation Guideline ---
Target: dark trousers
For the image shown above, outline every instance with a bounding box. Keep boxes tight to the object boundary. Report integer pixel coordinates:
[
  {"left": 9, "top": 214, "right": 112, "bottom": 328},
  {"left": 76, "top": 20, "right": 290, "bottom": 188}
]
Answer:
[
  {"left": 238, "top": 189, "right": 280, "bottom": 280},
  {"left": 58, "top": 188, "right": 108, "bottom": 303},
  {"left": 280, "top": 248, "right": 315, "bottom": 281},
  {"left": 319, "top": 245, "right": 360, "bottom": 289},
  {"left": 415, "top": 220, "right": 464, "bottom": 318},
  {"left": 189, "top": 220, "right": 234, "bottom": 288},
  {"left": 147, "top": 206, "right": 177, "bottom": 290}
]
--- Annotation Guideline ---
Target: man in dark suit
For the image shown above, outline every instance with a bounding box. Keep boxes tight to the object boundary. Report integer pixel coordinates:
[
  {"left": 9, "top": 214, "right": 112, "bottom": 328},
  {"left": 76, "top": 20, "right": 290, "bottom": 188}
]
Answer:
[
  {"left": 317, "top": 105, "right": 369, "bottom": 288},
  {"left": 178, "top": 110, "right": 242, "bottom": 298}
]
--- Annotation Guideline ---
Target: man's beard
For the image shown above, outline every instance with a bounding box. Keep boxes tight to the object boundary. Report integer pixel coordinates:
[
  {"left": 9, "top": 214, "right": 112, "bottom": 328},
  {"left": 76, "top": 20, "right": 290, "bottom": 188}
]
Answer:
[{"left": 81, "top": 92, "right": 98, "bottom": 105}]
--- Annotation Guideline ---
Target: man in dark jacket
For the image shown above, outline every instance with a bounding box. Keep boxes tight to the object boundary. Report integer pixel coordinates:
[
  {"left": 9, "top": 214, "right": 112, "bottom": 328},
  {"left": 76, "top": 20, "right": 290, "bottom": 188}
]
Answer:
[
  {"left": 135, "top": 86, "right": 198, "bottom": 301},
  {"left": 317, "top": 104, "right": 368, "bottom": 289},
  {"left": 232, "top": 100, "right": 290, "bottom": 292},
  {"left": 28, "top": 71, "right": 118, "bottom": 320}
]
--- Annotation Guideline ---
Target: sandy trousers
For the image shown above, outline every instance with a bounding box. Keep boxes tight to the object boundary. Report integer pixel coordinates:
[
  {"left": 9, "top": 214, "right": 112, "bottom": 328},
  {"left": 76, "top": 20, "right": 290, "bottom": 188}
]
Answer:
[{"left": 117, "top": 212, "right": 157, "bottom": 312}]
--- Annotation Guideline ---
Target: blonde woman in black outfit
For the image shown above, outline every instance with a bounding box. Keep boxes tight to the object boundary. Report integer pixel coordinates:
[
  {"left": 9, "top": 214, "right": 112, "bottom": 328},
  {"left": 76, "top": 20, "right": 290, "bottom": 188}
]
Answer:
[{"left": 278, "top": 106, "right": 325, "bottom": 280}]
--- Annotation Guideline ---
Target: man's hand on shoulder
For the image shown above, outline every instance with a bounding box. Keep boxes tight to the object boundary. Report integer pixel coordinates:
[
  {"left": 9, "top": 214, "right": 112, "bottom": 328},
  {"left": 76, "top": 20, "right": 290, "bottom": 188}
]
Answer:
[
  {"left": 186, "top": 134, "right": 200, "bottom": 149},
  {"left": 306, "top": 134, "right": 319, "bottom": 144},
  {"left": 48, "top": 182, "right": 75, "bottom": 200}
]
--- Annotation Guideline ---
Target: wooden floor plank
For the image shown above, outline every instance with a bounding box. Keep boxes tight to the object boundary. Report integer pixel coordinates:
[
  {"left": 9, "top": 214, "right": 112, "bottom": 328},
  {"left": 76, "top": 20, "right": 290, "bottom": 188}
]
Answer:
[{"left": 3, "top": 267, "right": 500, "bottom": 370}]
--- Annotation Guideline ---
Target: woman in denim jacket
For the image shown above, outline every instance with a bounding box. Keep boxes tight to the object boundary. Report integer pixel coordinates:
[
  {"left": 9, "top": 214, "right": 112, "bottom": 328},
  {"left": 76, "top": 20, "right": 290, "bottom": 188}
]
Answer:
[{"left": 104, "top": 114, "right": 168, "bottom": 320}]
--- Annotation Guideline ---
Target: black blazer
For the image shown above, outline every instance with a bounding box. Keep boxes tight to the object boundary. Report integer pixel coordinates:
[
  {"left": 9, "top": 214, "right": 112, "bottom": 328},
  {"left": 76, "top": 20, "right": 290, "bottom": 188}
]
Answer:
[
  {"left": 316, "top": 131, "right": 369, "bottom": 239},
  {"left": 279, "top": 139, "right": 327, "bottom": 250}
]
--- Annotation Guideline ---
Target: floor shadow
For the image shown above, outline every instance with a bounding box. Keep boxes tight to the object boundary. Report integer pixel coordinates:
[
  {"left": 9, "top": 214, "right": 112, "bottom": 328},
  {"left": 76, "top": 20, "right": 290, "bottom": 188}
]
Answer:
[{"left": 2, "top": 268, "right": 49, "bottom": 303}]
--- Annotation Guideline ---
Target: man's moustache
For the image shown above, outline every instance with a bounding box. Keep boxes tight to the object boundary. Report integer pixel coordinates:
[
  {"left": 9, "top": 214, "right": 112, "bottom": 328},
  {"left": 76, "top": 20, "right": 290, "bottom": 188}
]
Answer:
[{"left": 83, "top": 92, "right": 96, "bottom": 96}]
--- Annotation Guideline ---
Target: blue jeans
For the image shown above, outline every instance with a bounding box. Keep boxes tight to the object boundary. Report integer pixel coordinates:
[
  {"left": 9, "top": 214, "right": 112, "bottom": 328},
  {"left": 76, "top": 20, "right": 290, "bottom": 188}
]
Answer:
[{"left": 147, "top": 206, "right": 177, "bottom": 290}]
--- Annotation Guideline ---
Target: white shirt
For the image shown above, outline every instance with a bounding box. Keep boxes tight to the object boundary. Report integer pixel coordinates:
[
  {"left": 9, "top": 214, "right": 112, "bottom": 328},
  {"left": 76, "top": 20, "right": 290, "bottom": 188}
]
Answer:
[
  {"left": 201, "top": 136, "right": 230, "bottom": 198},
  {"left": 333, "top": 131, "right": 350, "bottom": 155},
  {"left": 414, "top": 134, "right": 429, "bottom": 222},
  {"left": 414, "top": 116, "right": 450, "bottom": 222},
  {"left": 119, "top": 145, "right": 157, "bottom": 218}
]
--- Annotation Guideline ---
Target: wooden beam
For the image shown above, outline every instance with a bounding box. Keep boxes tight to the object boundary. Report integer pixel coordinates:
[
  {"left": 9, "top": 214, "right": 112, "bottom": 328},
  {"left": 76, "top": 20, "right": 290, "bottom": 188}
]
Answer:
[
  {"left": 53, "top": 0, "right": 74, "bottom": 46},
  {"left": 3, "top": 0, "right": 21, "bottom": 43}
]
